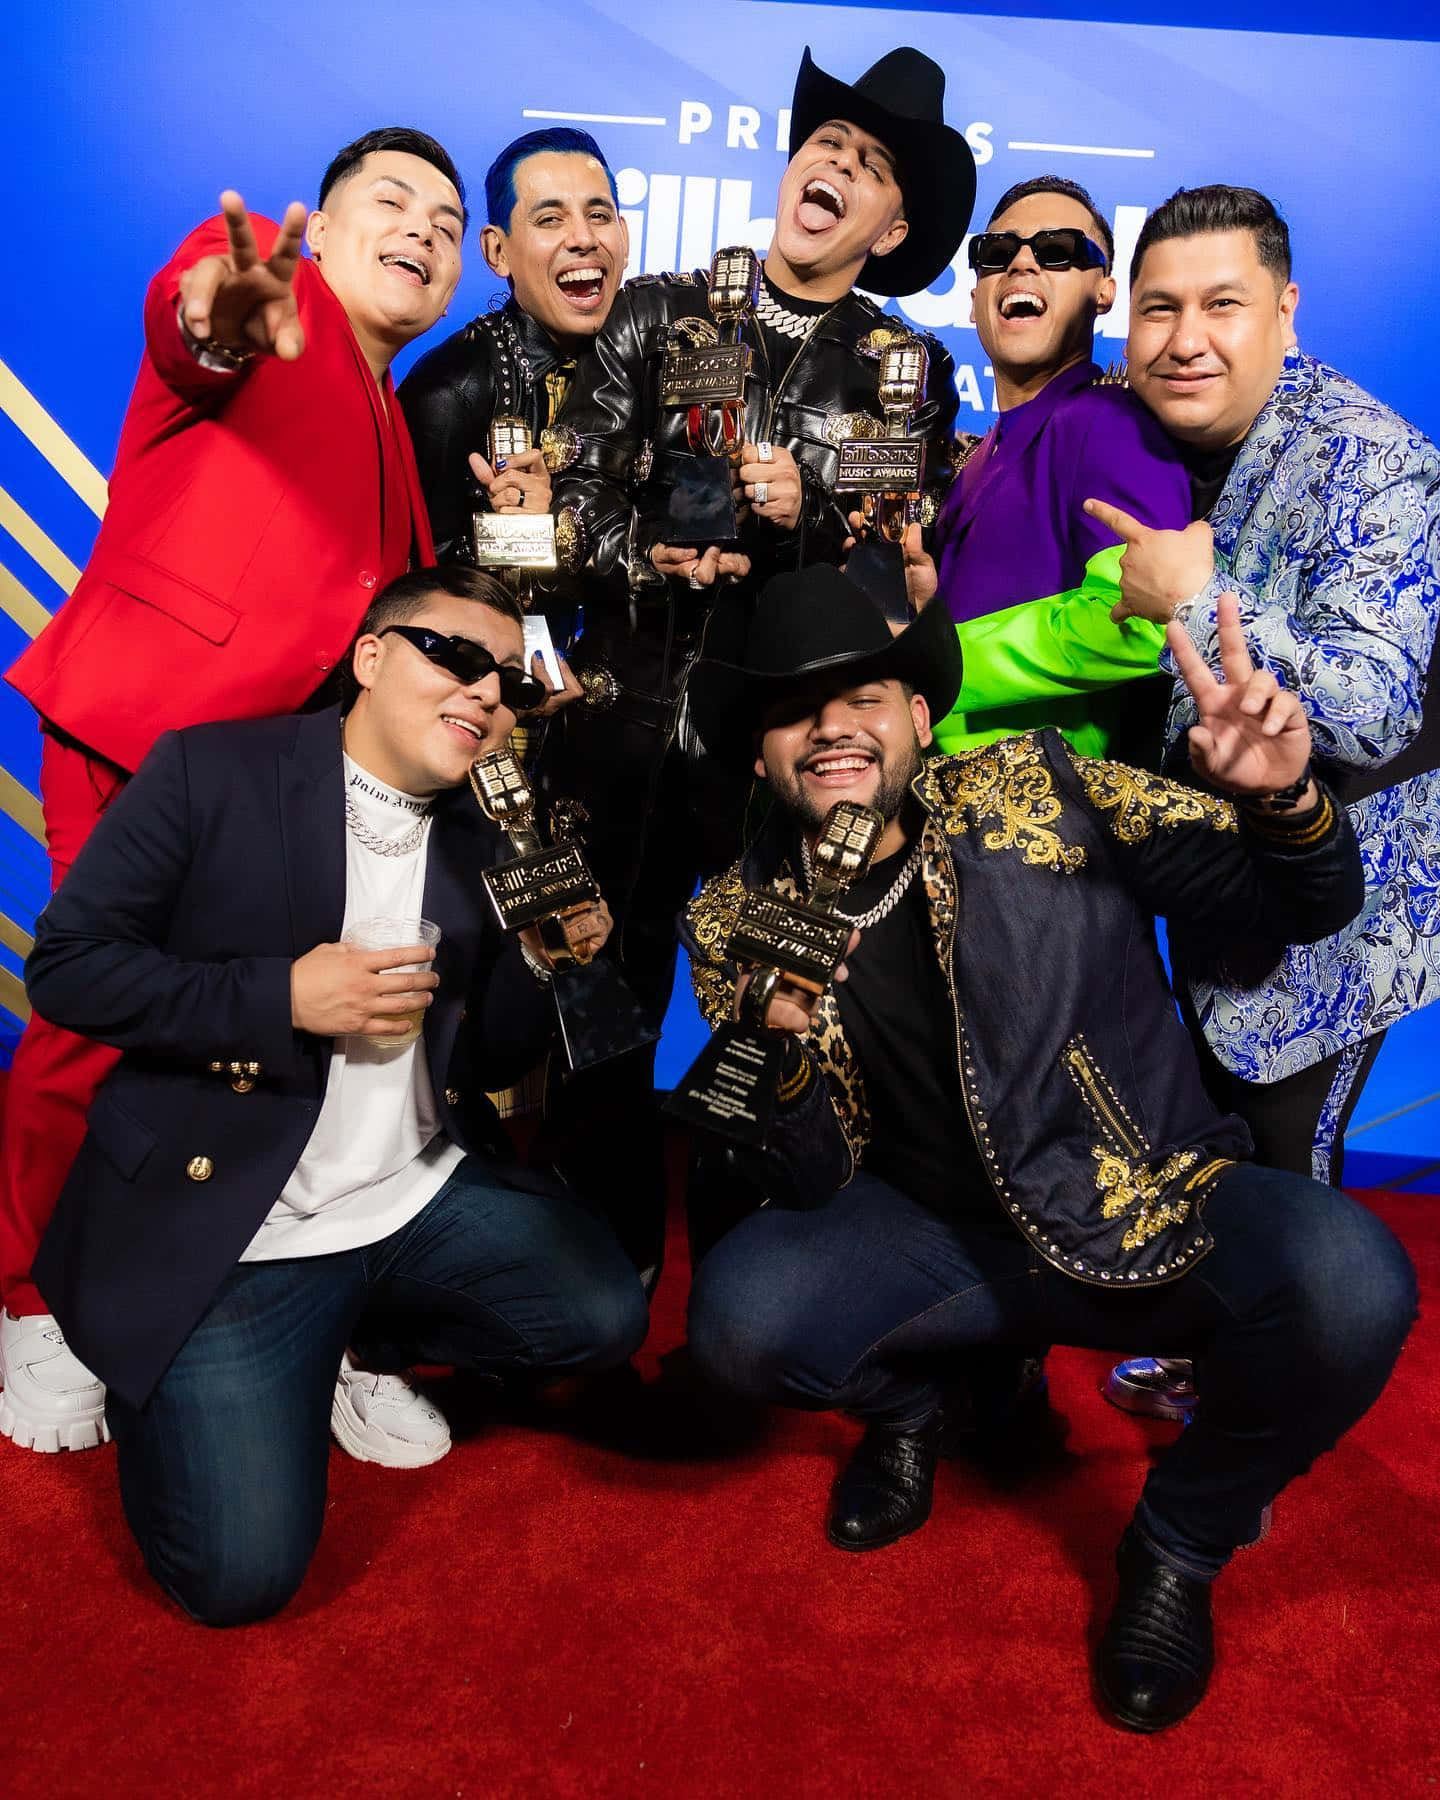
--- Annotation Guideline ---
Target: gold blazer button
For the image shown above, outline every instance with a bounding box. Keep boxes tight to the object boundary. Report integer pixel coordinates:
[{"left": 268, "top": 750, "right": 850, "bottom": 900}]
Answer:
[
  {"left": 186, "top": 1155, "right": 215, "bottom": 1182},
  {"left": 444, "top": 1088, "right": 461, "bottom": 1107}
]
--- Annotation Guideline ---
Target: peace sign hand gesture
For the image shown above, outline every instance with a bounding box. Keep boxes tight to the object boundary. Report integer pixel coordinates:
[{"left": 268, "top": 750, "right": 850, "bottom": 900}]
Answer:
[
  {"left": 1169, "top": 593, "right": 1315, "bottom": 801},
  {"left": 177, "top": 191, "right": 309, "bottom": 362}
]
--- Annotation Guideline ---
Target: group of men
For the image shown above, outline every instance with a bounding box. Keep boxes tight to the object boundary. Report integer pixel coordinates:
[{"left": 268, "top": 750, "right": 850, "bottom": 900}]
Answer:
[{"left": 1, "top": 41, "right": 1436, "bottom": 1737}]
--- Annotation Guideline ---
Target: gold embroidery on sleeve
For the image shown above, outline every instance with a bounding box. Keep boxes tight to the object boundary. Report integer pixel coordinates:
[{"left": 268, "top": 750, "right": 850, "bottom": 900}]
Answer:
[
  {"left": 915, "top": 737, "right": 1088, "bottom": 875},
  {"left": 1072, "top": 755, "right": 1238, "bottom": 844}
]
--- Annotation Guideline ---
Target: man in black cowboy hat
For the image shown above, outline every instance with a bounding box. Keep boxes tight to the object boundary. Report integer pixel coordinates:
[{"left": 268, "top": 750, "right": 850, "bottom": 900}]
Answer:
[
  {"left": 537, "top": 46, "right": 974, "bottom": 1277},
  {"left": 679, "top": 564, "right": 1414, "bottom": 1733}
]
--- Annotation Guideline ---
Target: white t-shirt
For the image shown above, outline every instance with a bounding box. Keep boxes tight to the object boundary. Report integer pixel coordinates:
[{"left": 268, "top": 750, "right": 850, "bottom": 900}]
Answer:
[{"left": 240, "top": 757, "right": 465, "bottom": 1261}]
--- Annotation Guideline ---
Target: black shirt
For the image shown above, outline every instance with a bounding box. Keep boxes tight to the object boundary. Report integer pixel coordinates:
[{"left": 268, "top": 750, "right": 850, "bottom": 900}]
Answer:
[
  {"left": 1183, "top": 438, "right": 1243, "bottom": 522},
  {"left": 752, "top": 271, "right": 834, "bottom": 390},
  {"left": 825, "top": 839, "right": 1005, "bottom": 1229}
]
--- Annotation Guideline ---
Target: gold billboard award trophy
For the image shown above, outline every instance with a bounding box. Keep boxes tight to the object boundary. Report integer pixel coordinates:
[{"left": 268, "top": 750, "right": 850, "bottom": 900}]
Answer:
[
  {"left": 836, "top": 338, "right": 930, "bottom": 624},
  {"left": 666, "top": 802, "right": 884, "bottom": 1144},
  {"left": 469, "top": 749, "right": 658, "bottom": 1070},
  {"left": 471, "top": 417, "right": 559, "bottom": 576},
  {"left": 657, "top": 246, "right": 761, "bottom": 548}
]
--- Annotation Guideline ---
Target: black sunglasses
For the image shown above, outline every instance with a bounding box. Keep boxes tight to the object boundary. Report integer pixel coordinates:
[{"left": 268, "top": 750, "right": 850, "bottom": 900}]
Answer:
[
  {"left": 968, "top": 228, "right": 1109, "bottom": 276},
  {"left": 380, "top": 625, "right": 549, "bottom": 714}
]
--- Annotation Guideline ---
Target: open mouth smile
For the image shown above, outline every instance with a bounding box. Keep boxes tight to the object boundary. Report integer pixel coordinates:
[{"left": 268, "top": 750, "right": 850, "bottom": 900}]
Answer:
[
  {"left": 555, "top": 265, "right": 608, "bottom": 309},
  {"left": 380, "top": 252, "right": 431, "bottom": 287},
  {"left": 797, "top": 177, "right": 847, "bottom": 233},
  {"left": 802, "top": 749, "right": 875, "bottom": 785},
  {"left": 997, "top": 288, "right": 1046, "bottom": 321}
]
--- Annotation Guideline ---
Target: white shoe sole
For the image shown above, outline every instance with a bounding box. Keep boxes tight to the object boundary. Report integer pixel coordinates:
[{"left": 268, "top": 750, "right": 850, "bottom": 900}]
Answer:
[
  {"left": 329, "top": 1391, "right": 451, "bottom": 1469},
  {"left": 0, "top": 1388, "right": 110, "bottom": 1453}
]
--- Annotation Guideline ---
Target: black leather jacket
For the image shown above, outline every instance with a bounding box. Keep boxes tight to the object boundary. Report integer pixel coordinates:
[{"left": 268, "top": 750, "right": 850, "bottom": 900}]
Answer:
[
  {"left": 399, "top": 299, "right": 589, "bottom": 642},
  {"left": 551, "top": 270, "right": 958, "bottom": 617},
  {"left": 682, "top": 734, "right": 1364, "bottom": 1286}
]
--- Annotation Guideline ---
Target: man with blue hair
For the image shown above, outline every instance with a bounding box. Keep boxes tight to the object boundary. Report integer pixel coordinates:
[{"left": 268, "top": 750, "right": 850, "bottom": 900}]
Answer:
[{"left": 400, "top": 126, "right": 630, "bottom": 617}]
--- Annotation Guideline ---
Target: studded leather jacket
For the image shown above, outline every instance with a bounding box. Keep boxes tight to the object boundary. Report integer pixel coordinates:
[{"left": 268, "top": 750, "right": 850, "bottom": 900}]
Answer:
[
  {"left": 681, "top": 733, "right": 1362, "bottom": 1288},
  {"left": 549, "top": 270, "right": 958, "bottom": 623},
  {"left": 399, "top": 298, "right": 588, "bottom": 643}
]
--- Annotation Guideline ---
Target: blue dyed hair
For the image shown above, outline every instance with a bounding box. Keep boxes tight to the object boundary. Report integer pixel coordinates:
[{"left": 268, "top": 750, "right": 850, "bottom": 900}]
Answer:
[{"left": 484, "top": 128, "right": 619, "bottom": 231}]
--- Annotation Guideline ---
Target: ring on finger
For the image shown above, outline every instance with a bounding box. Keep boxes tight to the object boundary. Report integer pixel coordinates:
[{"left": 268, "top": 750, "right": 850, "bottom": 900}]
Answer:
[
  {"left": 756, "top": 441, "right": 774, "bottom": 463},
  {"left": 754, "top": 480, "right": 769, "bottom": 507}
]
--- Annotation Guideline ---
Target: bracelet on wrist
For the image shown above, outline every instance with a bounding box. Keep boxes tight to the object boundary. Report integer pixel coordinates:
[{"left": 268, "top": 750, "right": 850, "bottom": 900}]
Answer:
[
  {"left": 175, "top": 299, "right": 255, "bottom": 372},
  {"left": 1241, "top": 763, "right": 1314, "bottom": 813}
]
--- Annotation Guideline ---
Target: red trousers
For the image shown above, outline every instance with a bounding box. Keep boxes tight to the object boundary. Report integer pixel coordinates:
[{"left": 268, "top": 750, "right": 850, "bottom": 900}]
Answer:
[{"left": 0, "top": 735, "right": 127, "bottom": 1316}]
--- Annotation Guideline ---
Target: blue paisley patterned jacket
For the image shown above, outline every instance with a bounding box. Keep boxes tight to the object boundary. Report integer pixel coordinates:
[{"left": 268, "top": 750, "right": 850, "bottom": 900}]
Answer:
[{"left": 1167, "top": 349, "right": 1440, "bottom": 1082}]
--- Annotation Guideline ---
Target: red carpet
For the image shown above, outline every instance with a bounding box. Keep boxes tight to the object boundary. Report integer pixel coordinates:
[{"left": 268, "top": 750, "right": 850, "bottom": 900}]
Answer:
[{"left": 5, "top": 1187, "right": 1437, "bottom": 1798}]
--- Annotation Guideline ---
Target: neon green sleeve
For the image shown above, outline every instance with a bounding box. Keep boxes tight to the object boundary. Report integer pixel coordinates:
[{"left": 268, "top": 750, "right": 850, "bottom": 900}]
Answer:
[{"left": 949, "top": 545, "right": 1165, "bottom": 712}]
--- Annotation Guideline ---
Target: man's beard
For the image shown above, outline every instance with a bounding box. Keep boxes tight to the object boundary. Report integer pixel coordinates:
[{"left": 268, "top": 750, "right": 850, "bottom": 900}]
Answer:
[{"left": 775, "top": 731, "right": 923, "bottom": 836}]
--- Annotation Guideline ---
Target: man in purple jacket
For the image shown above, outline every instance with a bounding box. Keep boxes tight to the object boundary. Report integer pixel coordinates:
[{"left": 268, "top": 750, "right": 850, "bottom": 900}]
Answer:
[{"left": 924, "top": 176, "right": 1191, "bottom": 760}]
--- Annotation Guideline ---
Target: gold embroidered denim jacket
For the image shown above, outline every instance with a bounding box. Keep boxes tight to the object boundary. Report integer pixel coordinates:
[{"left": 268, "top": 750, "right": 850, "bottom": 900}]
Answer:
[{"left": 683, "top": 731, "right": 1362, "bottom": 1288}]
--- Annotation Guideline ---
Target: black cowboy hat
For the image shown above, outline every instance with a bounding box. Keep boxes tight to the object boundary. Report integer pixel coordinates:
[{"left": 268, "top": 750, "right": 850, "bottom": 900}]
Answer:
[
  {"left": 688, "top": 565, "right": 963, "bottom": 769},
  {"left": 788, "top": 45, "right": 976, "bottom": 296}
]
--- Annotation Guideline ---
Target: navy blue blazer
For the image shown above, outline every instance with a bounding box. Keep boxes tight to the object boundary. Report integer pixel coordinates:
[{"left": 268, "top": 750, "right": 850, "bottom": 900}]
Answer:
[{"left": 27, "top": 706, "right": 560, "bottom": 1409}]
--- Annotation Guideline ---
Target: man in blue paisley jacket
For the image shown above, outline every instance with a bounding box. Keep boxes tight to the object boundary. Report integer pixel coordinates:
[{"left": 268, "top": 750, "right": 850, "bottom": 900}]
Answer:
[
  {"left": 678, "top": 566, "right": 1415, "bottom": 1734},
  {"left": 1089, "top": 185, "right": 1440, "bottom": 1185},
  {"left": 1087, "top": 184, "right": 1440, "bottom": 1424}
]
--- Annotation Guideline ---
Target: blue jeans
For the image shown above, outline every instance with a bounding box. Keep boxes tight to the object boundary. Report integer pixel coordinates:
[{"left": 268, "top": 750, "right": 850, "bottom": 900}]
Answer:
[
  {"left": 106, "top": 1161, "right": 649, "bottom": 1626},
  {"left": 688, "top": 1164, "right": 1417, "bottom": 1579}
]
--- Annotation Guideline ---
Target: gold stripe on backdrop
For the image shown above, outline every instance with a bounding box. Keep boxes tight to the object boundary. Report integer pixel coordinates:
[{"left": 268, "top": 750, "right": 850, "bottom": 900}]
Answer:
[
  {"left": 0, "top": 766, "right": 45, "bottom": 845},
  {"left": 0, "top": 965, "right": 31, "bottom": 1023},
  {"left": 0, "top": 910, "right": 34, "bottom": 961},
  {"left": 0, "top": 360, "right": 108, "bottom": 519},
  {"left": 0, "top": 561, "right": 52, "bottom": 638},
  {"left": 0, "top": 486, "right": 83, "bottom": 596}
]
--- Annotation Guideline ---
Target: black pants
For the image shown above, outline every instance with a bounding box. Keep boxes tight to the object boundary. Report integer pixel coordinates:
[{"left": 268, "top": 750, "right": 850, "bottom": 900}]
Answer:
[
  {"left": 535, "top": 622, "right": 756, "bottom": 1279},
  {"left": 689, "top": 1167, "right": 1416, "bottom": 1579},
  {"left": 1182, "top": 995, "right": 1387, "bottom": 1186}
]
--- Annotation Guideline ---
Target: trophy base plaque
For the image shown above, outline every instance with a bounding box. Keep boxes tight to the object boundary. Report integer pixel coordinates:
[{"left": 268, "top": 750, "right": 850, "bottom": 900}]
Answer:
[
  {"left": 846, "top": 537, "right": 915, "bottom": 627},
  {"left": 665, "top": 455, "right": 742, "bottom": 552},
  {"left": 663, "top": 1024, "right": 784, "bottom": 1146},
  {"left": 553, "top": 958, "right": 661, "bottom": 1072}
]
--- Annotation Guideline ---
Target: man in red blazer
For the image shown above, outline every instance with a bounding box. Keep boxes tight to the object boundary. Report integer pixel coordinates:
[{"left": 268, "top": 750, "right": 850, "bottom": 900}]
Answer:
[{"left": 1, "top": 126, "right": 473, "bottom": 1456}]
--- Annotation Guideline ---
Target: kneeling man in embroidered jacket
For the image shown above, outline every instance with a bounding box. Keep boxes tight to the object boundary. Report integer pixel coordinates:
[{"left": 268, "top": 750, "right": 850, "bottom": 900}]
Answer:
[{"left": 680, "top": 565, "right": 1416, "bottom": 1735}]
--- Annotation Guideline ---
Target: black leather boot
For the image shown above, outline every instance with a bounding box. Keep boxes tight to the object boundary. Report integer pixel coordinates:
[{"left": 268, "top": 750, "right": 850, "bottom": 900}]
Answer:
[
  {"left": 827, "top": 1417, "right": 941, "bottom": 1552},
  {"left": 1096, "top": 1529, "right": 1215, "bottom": 1732}
]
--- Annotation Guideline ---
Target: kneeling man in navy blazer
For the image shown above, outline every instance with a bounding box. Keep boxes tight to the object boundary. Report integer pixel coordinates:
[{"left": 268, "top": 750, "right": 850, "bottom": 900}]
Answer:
[{"left": 25, "top": 565, "right": 649, "bottom": 1626}]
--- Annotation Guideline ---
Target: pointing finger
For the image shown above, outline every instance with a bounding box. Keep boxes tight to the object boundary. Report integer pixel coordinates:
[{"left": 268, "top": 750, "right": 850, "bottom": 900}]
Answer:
[{"left": 1083, "top": 498, "right": 1148, "bottom": 545}]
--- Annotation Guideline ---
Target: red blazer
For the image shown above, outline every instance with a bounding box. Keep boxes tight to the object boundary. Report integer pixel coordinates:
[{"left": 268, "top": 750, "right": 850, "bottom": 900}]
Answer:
[{"left": 8, "top": 216, "right": 436, "bottom": 775}]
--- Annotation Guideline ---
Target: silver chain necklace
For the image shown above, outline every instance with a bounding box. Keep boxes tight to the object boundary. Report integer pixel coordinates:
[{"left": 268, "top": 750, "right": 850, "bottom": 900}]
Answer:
[
  {"left": 756, "top": 273, "right": 827, "bottom": 341},
  {"left": 799, "top": 835, "right": 925, "bottom": 928},
  {"left": 344, "top": 795, "right": 431, "bottom": 858}
]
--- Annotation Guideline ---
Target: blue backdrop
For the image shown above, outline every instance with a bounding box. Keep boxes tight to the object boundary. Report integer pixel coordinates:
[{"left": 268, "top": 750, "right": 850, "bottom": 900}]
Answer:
[{"left": 3, "top": 1, "right": 1437, "bottom": 1182}]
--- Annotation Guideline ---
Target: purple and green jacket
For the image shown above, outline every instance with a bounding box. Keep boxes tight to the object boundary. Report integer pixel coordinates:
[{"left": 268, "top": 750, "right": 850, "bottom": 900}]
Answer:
[{"left": 930, "top": 358, "right": 1191, "bottom": 757}]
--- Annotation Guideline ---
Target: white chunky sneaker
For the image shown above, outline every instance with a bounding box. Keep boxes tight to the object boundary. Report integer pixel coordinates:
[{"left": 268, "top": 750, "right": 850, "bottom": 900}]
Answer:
[
  {"left": 0, "top": 1309, "right": 110, "bottom": 1452},
  {"left": 330, "top": 1351, "right": 451, "bottom": 1468}
]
